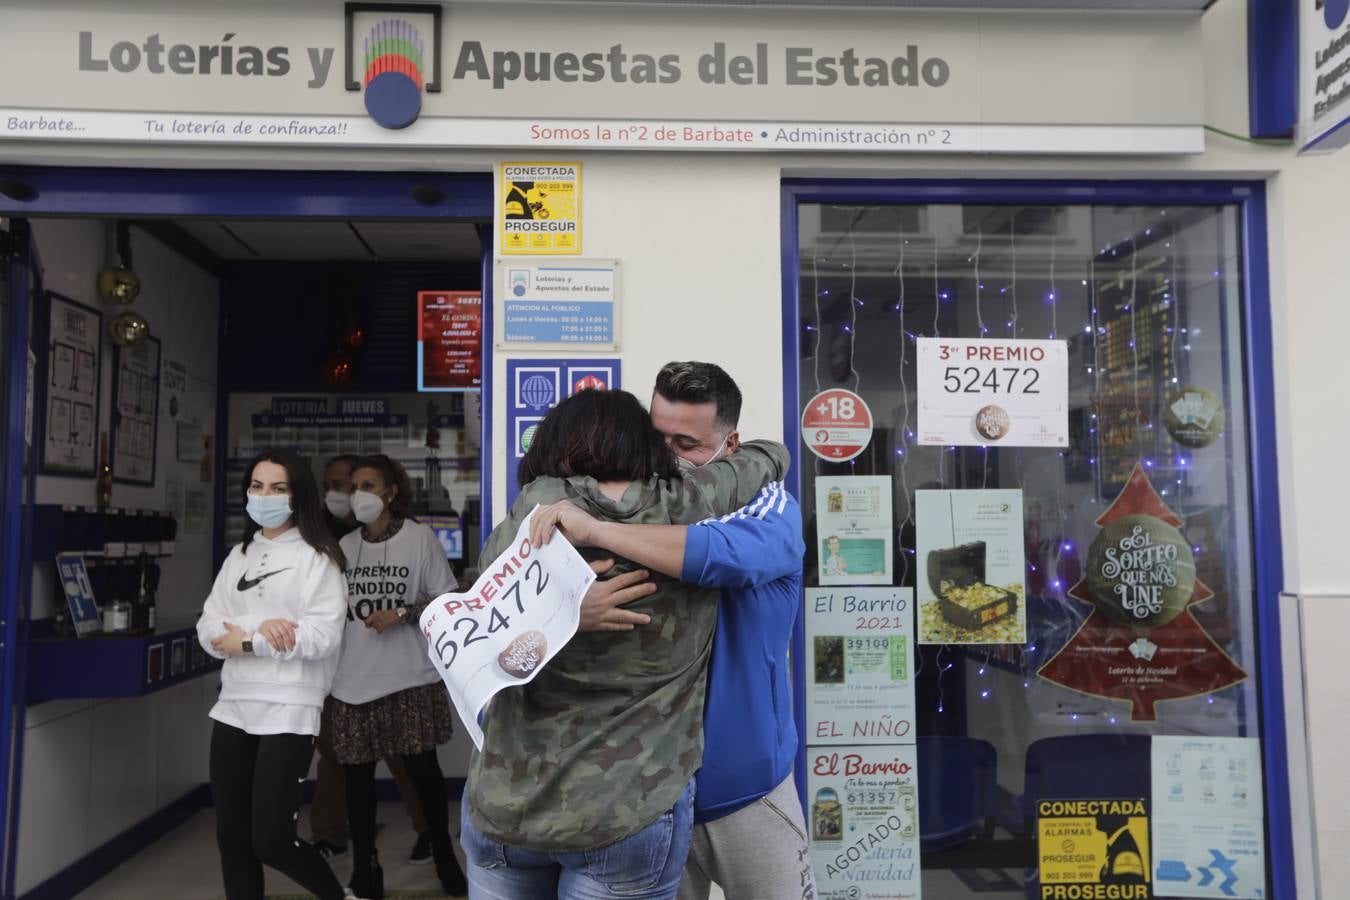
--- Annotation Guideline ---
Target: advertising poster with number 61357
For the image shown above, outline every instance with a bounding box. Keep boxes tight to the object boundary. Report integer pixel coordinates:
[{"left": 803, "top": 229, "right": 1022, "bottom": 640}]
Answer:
[
  {"left": 419, "top": 506, "right": 597, "bottom": 749},
  {"left": 916, "top": 337, "right": 1068, "bottom": 447}
]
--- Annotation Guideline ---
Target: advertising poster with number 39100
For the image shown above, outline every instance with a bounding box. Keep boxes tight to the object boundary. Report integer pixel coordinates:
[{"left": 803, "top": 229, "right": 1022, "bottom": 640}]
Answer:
[
  {"left": 916, "top": 337, "right": 1068, "bottom": 447},
  {"left": 419, "top": 506, "right": 597, "bottom": 749}
]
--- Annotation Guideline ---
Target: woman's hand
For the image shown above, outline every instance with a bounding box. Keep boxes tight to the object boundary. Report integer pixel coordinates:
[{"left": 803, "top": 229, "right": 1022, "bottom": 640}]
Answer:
[
  {"left": 365, "top": 609, "right": 403, "bottom": 634},
  {"left": 211, "top": 622, "right": 248, "bottom": 657},
  {"left": 259, "top": 618, "right": 299, "bottom": 652},
  {"left": 530, "top": 501, "right": 600, "bottom": 549}
]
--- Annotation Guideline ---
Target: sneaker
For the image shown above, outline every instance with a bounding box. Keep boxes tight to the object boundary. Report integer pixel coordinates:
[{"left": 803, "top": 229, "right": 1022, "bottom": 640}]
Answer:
[
  {"left": 314, "top": 838, "right": 348, "bottom": 860},
  {"left": 409, "top": 830, "right": 433, "bottom": 866},
  {"left": 343, "top": 890, "right": 370, "bottom": 900}
]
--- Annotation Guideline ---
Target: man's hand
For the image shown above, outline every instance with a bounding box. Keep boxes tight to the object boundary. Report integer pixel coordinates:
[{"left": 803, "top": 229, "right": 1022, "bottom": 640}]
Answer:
[
  {"left": 531, "top": 500, "right": 601, "bottom": 549},
  {"left": 580, "top": 560, "right": 655, "bottom": 632}
]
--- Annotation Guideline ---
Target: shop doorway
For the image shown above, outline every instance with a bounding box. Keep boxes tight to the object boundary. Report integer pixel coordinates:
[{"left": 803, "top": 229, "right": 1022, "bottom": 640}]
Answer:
[{"left": 0, "top": 167, "right": 493, "bottom": 899}]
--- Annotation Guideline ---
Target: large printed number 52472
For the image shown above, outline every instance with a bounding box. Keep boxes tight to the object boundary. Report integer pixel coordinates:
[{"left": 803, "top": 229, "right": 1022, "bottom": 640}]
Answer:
[
  {"left": 942, "top": 366, "right": 1040, "bottom": 395},
  {"left": 431, "top": 560, "right": 550, "bottom": 670}
]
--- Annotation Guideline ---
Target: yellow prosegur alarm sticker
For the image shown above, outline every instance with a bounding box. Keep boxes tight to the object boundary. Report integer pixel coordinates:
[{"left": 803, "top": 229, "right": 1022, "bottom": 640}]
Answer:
[{"left": 499, "top": 162, "right": 581, "bottom": 255}]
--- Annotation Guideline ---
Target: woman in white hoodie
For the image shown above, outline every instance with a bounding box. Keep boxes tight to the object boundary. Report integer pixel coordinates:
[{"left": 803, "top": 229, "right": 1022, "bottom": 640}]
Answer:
[{"left": 197, "top": 448, "right": 353, "bottom": 900}]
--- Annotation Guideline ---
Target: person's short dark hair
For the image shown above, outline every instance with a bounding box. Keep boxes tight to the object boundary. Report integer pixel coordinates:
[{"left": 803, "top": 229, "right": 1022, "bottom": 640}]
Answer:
[
  {"left": 654, "top": 361, "right": 742, "bottom": 431},
  {"left": 350, "top": 453, "right": 414, "bottom": 519},
  {"left": 517, "top": 389, "right": 678, "bottom": 488}
]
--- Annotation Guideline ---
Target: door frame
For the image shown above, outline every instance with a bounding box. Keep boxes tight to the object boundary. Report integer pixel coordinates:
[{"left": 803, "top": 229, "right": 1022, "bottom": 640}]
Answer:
[
  {"left": 780, "top": 178, "right": 1292, "bottom": 898},
  {"left": 0, "top": 166, "right": 494, "bottom": 898}
]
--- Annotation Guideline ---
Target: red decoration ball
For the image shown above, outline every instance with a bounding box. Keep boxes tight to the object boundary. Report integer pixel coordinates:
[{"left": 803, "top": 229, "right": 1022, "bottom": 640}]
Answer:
[
  {"left": 341, "top": 325, "right": 366, "bottom": 351},
  {"left": 324, "top": 355, "right": 354, "bottom": 389}
]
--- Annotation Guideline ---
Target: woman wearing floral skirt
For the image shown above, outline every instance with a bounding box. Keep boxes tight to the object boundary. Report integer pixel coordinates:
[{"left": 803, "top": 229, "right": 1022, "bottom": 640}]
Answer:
[{"left": 330, "top": 454, "right": 467, "bottom": 899}]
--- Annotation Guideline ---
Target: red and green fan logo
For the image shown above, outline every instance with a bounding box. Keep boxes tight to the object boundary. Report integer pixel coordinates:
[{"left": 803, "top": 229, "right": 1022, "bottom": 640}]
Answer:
[{"left": 362, "top": 18, "right": 425, "bottom": 129}]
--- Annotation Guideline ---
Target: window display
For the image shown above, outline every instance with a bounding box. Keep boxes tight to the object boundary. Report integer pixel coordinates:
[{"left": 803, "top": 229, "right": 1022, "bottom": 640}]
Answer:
[{"left": 798, "top": 200, "right": 1264, "bottom": 899}]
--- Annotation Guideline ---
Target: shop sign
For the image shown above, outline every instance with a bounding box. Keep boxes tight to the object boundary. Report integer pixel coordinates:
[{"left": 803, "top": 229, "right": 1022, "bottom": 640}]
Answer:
[
  {"left": 815, "top": 476, "right": 893, "bottom": 586},
  {"left": 419, "top": 506, "right": 596, "bottom": 749},
  {"left": 417, "top": 290, "right": 483, "bottom": 391},
  {"left": 0, "top": 2, "right": 1205, "bottom": 155},
  {"left": 808, "top": 745, "right": 920, "bottom": 900},
  {"left": 805, "top": 587, "right": 914, "bottom": 746},
  {"left": 1151, "top": 737, "right": 1265, "bottom": 899},
  {"left": 916, "top": 337, "right": 1068, "bottom": 447},
  {"left": 802, "top": 388, "right": 873, "bottom": 462},
  {"left": 498, "top": 259, "right": 618, "bottom": 348},
  {"left": 1037, "top": 797, "right": 1151, "bottom": 899},
  {"left": 1037, "top": 463, "right": 1247, "bottom": 721},
  {"left": 1301, "top": 0, "right": 1350, "bottom": 150},
  {"left": 498, "top": 163, "right": 582, "bottom": 255},
  {"left": 250, "top": 396, "right": 409, "bottom": 427}
]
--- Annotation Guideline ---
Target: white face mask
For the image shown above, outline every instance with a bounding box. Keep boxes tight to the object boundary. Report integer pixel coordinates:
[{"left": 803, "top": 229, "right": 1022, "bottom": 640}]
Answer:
[
  {"left": 324, "top": 490, "right": 352, "bottom": 519},
  {"left": 350, "top": 489, "right": 388, "bottom": 524},
  {"left": 676, "top": 432, "right": 730, "bottom": 470}
]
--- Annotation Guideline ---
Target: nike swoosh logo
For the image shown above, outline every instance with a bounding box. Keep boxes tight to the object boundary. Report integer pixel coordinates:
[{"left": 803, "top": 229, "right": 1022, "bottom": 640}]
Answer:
[{"left": 237, "top": 568, "right": 291, "bottom": 592}]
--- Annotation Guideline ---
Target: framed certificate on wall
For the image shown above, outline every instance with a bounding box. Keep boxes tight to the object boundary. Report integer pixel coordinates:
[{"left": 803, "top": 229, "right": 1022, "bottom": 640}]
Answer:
[
  {"left": 111, "top": 335, "right": 160, "bottom": 485},
  {"left": 39, "top": 292, "right": 102, "bottom": 477}
]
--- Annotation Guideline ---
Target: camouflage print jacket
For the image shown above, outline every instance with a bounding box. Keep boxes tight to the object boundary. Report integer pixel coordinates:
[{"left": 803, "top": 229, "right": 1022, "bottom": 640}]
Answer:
[{"left": 466, "top": 440, "right": 791, "bottom": 852}]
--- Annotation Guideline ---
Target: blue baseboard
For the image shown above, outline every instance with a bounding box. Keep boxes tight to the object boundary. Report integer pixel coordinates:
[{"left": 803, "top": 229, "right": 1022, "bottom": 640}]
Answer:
[
  {"left": 18, "top": 777, "right": 467, "bottom": 900},
  {"left": 19, "top": 784, "right": 212, "bottom": 900}
]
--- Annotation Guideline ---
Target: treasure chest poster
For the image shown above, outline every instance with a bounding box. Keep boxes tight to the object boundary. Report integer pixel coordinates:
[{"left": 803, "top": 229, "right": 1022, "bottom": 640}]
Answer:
[
  {"left": 809, "top": 745, "right": 921, "bottom": 900},
  {"left": 916, "top": 489, "right": 1026, "bottom": 644},
  {"left": 1037, "top": 464, "right": 1247, "bottom": 720}
]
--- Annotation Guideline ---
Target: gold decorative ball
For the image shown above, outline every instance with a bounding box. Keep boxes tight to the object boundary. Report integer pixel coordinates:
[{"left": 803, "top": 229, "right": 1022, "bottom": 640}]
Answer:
[
  {"left": 108, "top": 310, "right": 150, "bottom": 346},
  {"left": 98, "top": 266, "right": 141, "bottom": 305}
]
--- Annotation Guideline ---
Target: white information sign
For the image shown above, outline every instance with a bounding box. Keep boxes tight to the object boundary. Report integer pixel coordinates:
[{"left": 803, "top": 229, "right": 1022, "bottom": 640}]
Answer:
[
  {"left": 420, "top": 507, "right": 597, "bottom": 750},
  {"left": 497, "top": 259, "right": 619, "bottom": 348},
  {"left": 808, "top": 745, "right": 921, "bottom": 900},
  {"left": 805, "top": 587, "right": 914, "bottom": 746},
  {"left": 916, "top": 338, "right": 1068, "bottom": 447},
  {"left": 815, "top": 476, "right": 893, "bottom": 586},
  {"left": 1151, "top": 736, "right": 1266, "bottom": 899},
  {"left": 1301, "top": 1, "right": 1350, "bottom": 151}
]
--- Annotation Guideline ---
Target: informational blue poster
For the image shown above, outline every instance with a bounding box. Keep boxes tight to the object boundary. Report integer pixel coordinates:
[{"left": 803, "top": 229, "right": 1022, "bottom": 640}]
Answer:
[
  {"left": 499, "top": 260, "right": 619, "bottom": 348},
  {"left": 1152, "top": 736, "right": 1266, "bottom": 899},
  {"left": 505, "top": 359, "right": 621, "bottom": 509},
  {"left": 56, "top": 552, "right": 102, "bottom": 636}
]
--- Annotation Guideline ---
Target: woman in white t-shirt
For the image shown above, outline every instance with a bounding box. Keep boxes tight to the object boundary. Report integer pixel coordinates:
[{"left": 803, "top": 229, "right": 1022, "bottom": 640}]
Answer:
[
  {"left": 196, "top": 448, "right": 354, "bottom": 900},
  {"left": 329, "top": 454, "right": 467, "bottom": 899}
]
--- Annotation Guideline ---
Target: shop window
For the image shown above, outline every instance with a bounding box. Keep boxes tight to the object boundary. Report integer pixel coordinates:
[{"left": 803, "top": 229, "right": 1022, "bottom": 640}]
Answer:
[{"left": 798, "top": 201, "right": 1266, "bottom": 897}]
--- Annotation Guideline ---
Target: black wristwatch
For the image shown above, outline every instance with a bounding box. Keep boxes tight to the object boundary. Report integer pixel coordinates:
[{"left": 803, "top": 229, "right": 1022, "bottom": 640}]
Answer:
[
  {"left": 241, "top": 639, "right": 253, "bottom": 656},
  {"left": 396, "top": 606, "right": 409, "bottom": 622}
]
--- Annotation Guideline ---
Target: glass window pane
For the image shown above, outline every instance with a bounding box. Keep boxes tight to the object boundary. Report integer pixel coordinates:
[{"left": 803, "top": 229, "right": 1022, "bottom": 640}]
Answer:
[{"left": 798, "top": 200, "right": 1262, "bottom": 898}]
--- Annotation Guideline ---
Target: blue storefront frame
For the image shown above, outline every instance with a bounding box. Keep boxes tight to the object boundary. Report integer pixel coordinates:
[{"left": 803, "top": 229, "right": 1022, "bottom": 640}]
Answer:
[
  {"left": 0, "top": 165, "right": 494, "bottom": 899},
  {"left": 780, "top": 178, "right": 1293, "bottom": 899}
]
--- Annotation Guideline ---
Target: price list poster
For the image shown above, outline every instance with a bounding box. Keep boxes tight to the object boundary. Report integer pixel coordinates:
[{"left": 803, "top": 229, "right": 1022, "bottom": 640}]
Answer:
[
  {"left": 805, "top": 586, "right": 921, "bottom": 900},
  {"left": 417, "top": 290, "right": 483, "bottom": 391}
]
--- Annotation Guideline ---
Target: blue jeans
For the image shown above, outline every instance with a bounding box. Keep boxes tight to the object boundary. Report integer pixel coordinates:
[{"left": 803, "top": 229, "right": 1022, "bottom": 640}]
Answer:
[{"left": 460, "top": 780, "right": 695, "bottom": 899}]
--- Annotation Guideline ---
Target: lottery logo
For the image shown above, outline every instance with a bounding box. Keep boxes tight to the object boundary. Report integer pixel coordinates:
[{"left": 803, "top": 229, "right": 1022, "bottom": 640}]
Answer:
[{"left": 344, "top": 3, "right": 443, "bottom": 130}]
